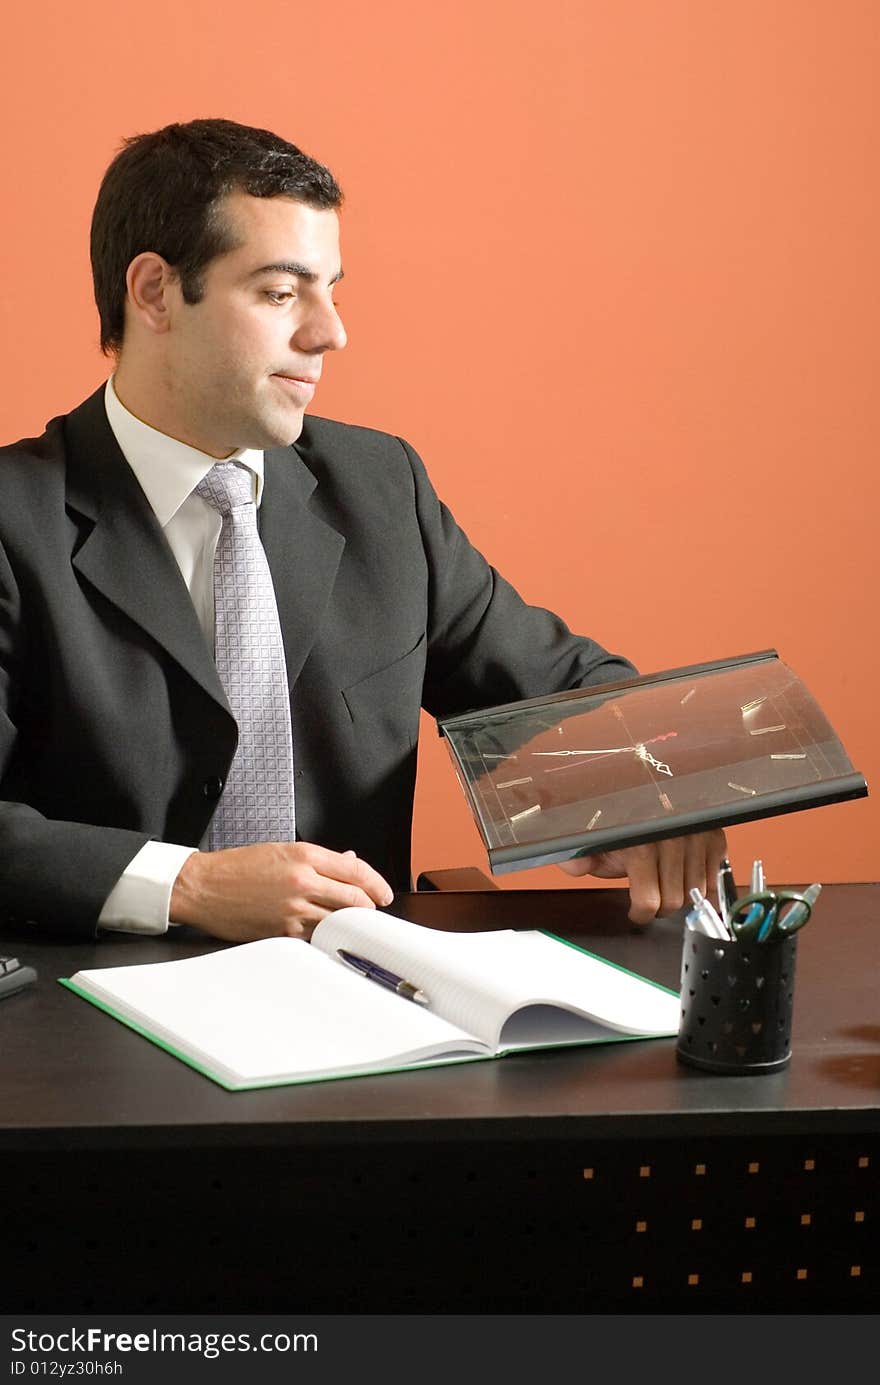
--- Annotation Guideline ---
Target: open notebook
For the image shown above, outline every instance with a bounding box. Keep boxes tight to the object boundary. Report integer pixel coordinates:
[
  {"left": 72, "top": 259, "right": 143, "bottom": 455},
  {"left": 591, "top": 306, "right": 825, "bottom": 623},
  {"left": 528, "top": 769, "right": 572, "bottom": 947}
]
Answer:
[{"left": 60, "top": 908, "right": 679, "bottom": 1090}]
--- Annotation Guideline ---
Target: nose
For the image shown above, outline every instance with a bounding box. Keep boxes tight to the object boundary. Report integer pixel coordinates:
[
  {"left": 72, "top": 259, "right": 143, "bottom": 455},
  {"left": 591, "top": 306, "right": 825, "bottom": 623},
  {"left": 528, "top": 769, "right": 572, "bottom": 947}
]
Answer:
[{"left": 295, "top": 296, "right": 347, "bottom": 354}]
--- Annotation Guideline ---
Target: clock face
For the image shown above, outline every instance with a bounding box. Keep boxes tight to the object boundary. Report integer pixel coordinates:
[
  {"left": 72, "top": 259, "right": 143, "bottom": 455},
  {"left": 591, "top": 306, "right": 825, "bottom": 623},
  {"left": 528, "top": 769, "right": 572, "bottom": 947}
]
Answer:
[{"left": 441, "top": 653, "right": 864, "bottom": 868}]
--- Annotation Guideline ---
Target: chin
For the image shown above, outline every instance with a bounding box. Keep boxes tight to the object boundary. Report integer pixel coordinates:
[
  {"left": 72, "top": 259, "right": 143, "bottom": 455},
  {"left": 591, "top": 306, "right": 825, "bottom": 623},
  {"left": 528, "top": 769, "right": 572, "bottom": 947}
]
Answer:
[{"left": 243, "top": 411, "right": 306, "bottom": 450}]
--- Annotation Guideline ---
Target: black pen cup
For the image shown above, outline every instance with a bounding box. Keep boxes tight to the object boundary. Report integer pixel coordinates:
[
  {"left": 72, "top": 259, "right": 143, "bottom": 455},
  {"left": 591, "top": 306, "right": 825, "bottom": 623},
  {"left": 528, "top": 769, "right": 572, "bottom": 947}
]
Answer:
[{"left": 676, "top": 928, "right": 798, "bottom": 1074}]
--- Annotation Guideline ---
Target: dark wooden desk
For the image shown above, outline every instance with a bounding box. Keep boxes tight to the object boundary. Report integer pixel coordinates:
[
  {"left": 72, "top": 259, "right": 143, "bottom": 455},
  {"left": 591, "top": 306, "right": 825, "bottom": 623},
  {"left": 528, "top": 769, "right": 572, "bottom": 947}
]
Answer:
[{"left": 2, "top": 885, "right": 878, "bottom": 1313}]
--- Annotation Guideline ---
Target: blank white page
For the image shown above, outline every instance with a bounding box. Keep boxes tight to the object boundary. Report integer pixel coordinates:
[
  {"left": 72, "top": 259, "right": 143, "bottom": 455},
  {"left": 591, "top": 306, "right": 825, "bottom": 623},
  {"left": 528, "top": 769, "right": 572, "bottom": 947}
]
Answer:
[{"left": 68, "top": 937, "right": 485, "bottom": 1087}]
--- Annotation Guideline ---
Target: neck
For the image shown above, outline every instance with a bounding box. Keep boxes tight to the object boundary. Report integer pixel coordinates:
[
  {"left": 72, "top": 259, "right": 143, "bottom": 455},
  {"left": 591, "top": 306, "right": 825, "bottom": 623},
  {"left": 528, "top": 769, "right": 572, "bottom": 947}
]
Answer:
[{"left": 112, "top": 358, "right": 233, "bottom": 459}]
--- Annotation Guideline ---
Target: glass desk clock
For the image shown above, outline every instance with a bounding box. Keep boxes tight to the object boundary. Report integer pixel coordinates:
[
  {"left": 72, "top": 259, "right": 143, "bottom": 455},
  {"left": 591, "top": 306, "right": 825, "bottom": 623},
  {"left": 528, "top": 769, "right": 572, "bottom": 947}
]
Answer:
[{"left": 438, "top": 649, "right": 868, "bottom": 874}]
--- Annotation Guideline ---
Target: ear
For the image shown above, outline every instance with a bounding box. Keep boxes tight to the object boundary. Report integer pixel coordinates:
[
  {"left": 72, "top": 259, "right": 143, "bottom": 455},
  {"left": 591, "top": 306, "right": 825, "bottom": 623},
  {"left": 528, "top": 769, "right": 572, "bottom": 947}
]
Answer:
[{"left": 125, "top": 252, "right": 177, "bottom": 336}]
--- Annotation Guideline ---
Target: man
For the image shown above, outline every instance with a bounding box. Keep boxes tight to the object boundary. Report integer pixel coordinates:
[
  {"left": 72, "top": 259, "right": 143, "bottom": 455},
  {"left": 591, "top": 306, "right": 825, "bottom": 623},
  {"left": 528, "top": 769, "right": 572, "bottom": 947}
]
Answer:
[{"left": 0, "top": 118, "right": 725, "bottom": 943}]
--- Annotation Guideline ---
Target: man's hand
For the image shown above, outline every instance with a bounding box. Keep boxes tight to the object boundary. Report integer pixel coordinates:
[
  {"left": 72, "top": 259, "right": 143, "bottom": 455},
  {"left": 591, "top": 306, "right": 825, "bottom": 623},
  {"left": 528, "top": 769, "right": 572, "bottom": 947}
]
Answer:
[
  {"left": 169, "top": 843, "right": 394, "bottom": 943},
  {"left": 558, "top": 829, "right": 727, "bottom": 924}
]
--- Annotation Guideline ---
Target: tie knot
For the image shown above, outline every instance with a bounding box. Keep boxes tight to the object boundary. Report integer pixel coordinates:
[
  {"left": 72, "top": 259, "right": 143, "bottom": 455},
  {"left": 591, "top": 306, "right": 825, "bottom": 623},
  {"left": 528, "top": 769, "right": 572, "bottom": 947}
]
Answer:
[{"left": 196, "top": 461, "right": 254, "bottom": 516}]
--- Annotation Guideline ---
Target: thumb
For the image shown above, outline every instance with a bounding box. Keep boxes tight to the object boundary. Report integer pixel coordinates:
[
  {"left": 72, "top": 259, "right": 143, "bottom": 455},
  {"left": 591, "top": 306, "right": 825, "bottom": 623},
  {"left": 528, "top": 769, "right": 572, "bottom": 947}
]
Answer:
[{"left": 557, "top": 854, "right": 601, "bottom": 878}]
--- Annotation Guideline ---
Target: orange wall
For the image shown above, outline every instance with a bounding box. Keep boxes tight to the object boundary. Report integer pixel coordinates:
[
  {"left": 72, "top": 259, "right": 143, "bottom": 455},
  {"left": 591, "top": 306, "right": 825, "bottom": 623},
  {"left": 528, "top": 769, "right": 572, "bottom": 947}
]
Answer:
[{"left": 2, "top": 1, "right": 877, "bottom": 890}]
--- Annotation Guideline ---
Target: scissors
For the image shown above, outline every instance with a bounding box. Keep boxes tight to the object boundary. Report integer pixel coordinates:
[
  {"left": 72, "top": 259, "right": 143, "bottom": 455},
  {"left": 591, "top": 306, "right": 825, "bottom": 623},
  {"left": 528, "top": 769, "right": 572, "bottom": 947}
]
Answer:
[{"left": 728, "top": 889, "right": 814, "bottom": 944}]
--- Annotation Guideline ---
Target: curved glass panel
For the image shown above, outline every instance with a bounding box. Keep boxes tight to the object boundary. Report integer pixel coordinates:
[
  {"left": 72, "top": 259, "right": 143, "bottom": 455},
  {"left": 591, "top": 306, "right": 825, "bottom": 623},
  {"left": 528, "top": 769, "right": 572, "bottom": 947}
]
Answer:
[{"left": 439, "top": 651, "right": 868, "bottom": 874}]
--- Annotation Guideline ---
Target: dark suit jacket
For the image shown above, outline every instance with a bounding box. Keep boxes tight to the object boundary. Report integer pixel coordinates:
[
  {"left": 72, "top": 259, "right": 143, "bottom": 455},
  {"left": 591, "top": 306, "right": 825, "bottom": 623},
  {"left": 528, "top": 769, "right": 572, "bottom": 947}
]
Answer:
[{"left": 0, "top": 387, "right": 636, "bottom": 935}]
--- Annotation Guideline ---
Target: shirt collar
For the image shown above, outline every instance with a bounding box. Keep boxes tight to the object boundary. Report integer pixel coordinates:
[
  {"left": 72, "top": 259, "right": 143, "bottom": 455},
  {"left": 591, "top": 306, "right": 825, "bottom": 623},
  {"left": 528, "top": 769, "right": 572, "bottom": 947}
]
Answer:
[{"left": 103, "top": 377, "right": 265, "bottom": 526}]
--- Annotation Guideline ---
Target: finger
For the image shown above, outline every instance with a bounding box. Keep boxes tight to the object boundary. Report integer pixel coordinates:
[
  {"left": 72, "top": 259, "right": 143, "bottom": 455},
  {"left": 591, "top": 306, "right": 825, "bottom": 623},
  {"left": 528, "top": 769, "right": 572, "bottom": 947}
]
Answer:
[
  {"left": 656, "top": 835, "right": 687, "bottom": 916},
  {"left": 287, "top": 905, "right": 334, "bottom": 942},
  {"left": 558, "top": 851, "right": 628, "bottom": 880},
  {"left": 622, "top": 844, "right": 663, "bottom": 926},
  {"left": 706, "top": 829, "right": 728, "bottom": 892},
  {"left": 295, "top": 875, "right": 387, "bottom": 918},
  {"left": 687, "top": 829, "right": 728, "bottom": 909},
  {"left": 557, "top": 855, "right": 599, "bottom": 877},
  {"left": 682, "top": 831, "right": 709, "bottom": 907},
  {"left": 295, "top": 844, "right": 394, "bottom": 906}
]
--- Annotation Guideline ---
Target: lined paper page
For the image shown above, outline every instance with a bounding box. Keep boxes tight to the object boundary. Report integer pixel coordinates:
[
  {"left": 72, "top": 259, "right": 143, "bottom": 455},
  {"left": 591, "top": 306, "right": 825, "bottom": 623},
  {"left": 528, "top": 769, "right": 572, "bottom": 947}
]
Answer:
[{"left": 313, "top": 910, "right": 679, "bottom": 1047}]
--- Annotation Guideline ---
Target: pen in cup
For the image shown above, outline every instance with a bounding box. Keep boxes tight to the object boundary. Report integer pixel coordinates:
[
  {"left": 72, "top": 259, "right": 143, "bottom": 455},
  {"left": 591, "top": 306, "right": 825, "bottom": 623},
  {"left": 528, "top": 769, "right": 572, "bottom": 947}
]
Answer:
[
  {"left": 687, "top": 888, "right": 730, "bottom": 941},
  {"left": 776, "top": 882, "right": 823, "bottom": 937},
  {"left": 717, "top": 857, "right": 737, "bottom": 928},
  {"left": 337, "top": 950, "right": 430, "bottom": 1006}
]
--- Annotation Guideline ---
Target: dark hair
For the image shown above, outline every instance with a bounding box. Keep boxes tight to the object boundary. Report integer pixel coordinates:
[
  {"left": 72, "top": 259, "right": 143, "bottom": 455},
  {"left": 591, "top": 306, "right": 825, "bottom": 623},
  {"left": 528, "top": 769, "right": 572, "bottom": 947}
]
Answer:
[{"left": 90, "top": 118, "right": 343, "bottom": 354}]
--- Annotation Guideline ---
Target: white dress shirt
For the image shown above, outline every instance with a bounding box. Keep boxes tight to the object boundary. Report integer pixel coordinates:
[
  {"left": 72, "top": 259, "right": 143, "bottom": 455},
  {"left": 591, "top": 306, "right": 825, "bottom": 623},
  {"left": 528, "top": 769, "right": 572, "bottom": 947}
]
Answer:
[{"left": 97, "top": 377, "right": 264, "bottom": 933}]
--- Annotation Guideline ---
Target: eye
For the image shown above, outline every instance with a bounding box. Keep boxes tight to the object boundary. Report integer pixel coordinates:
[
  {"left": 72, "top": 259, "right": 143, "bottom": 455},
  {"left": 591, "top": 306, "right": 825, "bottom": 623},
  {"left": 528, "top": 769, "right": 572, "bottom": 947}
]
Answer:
[{"left": 265, "top": 289, "right": 296, "bottom": 305}]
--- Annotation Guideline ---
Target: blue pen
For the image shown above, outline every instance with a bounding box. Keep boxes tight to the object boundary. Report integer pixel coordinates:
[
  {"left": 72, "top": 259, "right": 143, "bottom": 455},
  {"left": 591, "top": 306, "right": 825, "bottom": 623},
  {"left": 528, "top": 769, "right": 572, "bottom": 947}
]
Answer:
[{"left": 337, "top": 949, "right": 431, "bottom": 1006}]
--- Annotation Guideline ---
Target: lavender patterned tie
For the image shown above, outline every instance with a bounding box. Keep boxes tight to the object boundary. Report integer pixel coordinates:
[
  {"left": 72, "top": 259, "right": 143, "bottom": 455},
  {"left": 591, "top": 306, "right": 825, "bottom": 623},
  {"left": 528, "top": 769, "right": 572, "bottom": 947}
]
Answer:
[{"left": 196, "top": 461, "right": 296, "bottom": 849}]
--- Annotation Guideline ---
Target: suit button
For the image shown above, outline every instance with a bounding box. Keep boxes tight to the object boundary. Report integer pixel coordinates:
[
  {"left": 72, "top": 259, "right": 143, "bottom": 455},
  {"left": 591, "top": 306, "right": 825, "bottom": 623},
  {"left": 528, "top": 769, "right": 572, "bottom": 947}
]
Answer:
[{"left": 202, "top": 777, "right": 224, "bottom": 799}]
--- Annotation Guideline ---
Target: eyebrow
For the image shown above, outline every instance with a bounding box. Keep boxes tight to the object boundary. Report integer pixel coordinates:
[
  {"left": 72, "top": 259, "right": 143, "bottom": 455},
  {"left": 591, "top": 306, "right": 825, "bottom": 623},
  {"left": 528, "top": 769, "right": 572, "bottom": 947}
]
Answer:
[{"left": 248, "top": 261, "right": 344, "bottom": 286}]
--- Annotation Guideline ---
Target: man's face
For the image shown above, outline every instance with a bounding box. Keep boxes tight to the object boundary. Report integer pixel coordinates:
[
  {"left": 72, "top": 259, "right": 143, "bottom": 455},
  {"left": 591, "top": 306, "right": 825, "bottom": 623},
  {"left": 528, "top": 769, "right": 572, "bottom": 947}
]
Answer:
[{"left": 160, "top": 191, "right": 347, "bottom": 455}]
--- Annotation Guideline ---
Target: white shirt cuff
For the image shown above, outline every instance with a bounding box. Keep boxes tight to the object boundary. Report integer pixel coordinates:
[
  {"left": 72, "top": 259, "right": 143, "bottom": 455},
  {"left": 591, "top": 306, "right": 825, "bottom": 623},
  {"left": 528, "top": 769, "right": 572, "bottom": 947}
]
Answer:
[{"left": 98, "top": 841, "right": 199, "bottom": 934}]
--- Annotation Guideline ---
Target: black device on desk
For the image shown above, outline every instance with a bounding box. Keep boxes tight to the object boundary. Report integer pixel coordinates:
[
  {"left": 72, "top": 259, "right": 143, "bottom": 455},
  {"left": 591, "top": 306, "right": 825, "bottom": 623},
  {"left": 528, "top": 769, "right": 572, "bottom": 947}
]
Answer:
[{"left": 0, "top": 955, "right": 37, "bottom": 999}]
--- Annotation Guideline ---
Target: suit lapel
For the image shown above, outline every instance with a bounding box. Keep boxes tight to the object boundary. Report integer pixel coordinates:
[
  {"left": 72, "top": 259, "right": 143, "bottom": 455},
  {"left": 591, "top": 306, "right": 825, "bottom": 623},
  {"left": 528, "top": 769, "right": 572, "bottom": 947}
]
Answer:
[
  {"left": 63, "top": 390, "right": 345, "bottom": 702},
  {"left": 63, "top": 389, "right": 230, "bottom": 711},
  {"left": 260, "top": 442, "right": 345, "bottom": 689}
]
